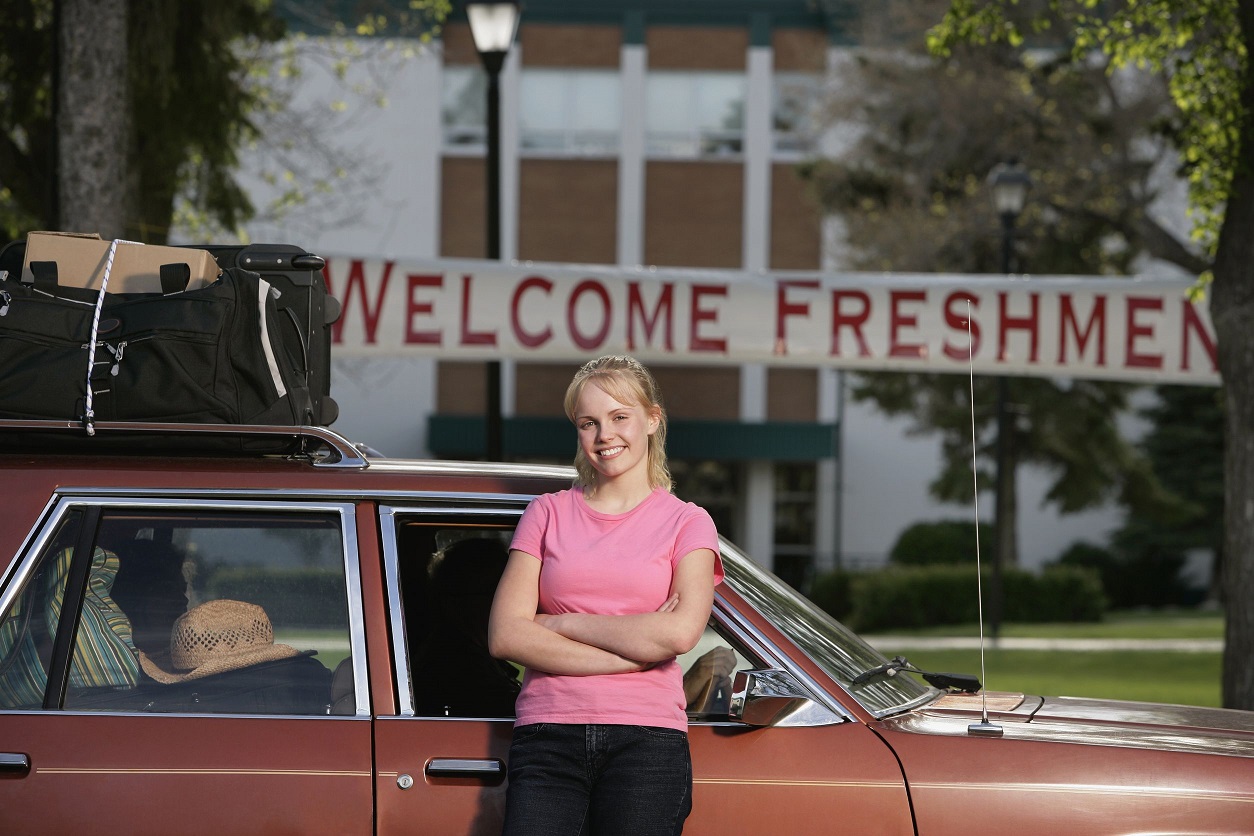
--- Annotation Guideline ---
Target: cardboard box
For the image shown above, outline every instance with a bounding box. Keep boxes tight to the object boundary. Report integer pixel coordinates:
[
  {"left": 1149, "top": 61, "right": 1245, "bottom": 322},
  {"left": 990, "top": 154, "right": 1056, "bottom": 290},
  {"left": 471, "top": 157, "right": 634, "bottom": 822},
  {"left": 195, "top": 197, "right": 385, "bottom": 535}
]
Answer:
[{"left": 20, "top": 231, "right": 220, "bottom": 294}]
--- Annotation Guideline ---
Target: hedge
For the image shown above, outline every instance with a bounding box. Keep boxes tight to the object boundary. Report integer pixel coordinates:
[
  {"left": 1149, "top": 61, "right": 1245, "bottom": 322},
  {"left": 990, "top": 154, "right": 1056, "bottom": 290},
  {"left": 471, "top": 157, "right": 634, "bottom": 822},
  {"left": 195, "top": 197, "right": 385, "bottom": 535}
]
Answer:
[{"left": 810, "top": 564, "right": 1105, "bottom": 632}]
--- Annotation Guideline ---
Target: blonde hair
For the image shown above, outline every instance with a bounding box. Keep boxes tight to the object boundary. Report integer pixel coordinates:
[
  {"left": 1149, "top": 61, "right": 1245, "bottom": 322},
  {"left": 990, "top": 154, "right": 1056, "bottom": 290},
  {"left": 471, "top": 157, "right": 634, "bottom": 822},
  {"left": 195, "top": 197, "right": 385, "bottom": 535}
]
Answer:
[{"left": 564, "top": 355, "right": 672, "bottom": 491}]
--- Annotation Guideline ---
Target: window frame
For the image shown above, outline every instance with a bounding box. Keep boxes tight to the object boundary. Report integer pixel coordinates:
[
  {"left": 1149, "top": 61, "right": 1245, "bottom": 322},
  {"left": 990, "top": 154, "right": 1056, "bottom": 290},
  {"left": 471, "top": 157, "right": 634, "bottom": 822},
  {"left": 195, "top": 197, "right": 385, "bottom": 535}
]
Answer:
[
  {"left": 379, "top": 503, "right": 530, "bottom": 718},
  {"left": 0, "top": 495, "right": 369, "bottom": 717}
]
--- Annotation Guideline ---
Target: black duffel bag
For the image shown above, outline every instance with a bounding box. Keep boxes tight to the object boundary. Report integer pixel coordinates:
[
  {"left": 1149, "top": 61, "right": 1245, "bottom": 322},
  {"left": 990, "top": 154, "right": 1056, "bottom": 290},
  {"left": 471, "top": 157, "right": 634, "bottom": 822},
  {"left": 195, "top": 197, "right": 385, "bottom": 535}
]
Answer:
[{"left": 0, "top": 265, "right": 314, "bottom": 427}]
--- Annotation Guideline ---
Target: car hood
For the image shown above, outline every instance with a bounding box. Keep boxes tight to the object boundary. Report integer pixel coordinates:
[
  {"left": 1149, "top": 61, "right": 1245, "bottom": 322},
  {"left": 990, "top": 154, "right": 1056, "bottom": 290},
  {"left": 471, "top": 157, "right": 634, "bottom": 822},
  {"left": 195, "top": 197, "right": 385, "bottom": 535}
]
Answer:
[{"left": 881, "top": 692, "right": 1254, "bottom": 759}]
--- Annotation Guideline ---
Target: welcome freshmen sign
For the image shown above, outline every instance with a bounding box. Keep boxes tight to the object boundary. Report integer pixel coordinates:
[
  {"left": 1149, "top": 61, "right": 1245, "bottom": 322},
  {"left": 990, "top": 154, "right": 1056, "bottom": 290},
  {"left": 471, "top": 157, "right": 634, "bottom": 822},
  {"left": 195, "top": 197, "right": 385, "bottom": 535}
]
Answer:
[{"left": 322, "top": 256, "right": 1218, "bottom": 386}]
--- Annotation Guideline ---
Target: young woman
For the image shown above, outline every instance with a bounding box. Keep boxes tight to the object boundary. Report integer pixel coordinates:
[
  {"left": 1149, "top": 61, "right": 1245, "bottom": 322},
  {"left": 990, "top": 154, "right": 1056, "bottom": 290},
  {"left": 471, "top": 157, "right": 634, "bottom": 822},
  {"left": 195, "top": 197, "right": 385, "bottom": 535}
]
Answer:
[{"left": 488, "top": 355, "right": 722, "bottom": 836}]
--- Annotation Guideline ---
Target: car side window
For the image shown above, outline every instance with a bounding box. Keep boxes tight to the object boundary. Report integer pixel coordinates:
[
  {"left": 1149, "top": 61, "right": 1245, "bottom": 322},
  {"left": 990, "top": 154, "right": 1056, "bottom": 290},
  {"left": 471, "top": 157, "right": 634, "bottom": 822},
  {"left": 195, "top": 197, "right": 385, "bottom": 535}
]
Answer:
[
  {"left": 390, "top": 517, "right": 761, "bottom": 723},
  {"left": 0, "top": 513, "right": 91, "bottom": 709},
  {"left": 0, "top": 506, "right": 356, "bottom": 716},
  {"left": 395, "top": 521, "right": 521, "bottom": 719}
]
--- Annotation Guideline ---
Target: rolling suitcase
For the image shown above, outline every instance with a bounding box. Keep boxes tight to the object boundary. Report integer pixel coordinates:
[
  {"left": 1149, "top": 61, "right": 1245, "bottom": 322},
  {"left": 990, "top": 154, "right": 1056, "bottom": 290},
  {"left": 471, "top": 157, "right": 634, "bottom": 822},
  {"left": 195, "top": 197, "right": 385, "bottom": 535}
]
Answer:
[
  {"left": 196, "top": 244, "right": 341, "bottom": 427},
  {"left": 0, "top": 237, "right": 340, "bottom": 430}
]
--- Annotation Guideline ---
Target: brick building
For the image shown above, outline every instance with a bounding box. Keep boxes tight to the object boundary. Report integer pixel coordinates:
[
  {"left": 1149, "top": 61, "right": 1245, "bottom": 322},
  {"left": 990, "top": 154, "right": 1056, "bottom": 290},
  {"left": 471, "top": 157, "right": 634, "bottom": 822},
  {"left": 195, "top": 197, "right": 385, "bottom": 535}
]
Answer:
[{"left": 251, "top": 2, "right": 935, "bottom": 586}]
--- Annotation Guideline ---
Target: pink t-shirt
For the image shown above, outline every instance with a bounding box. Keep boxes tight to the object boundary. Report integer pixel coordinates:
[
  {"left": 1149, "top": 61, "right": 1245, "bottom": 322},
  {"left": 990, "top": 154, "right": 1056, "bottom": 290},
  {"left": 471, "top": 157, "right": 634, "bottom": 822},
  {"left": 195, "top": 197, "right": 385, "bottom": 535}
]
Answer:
[{"left": 509, "top": 487, "right": 722, "bottom": 731}]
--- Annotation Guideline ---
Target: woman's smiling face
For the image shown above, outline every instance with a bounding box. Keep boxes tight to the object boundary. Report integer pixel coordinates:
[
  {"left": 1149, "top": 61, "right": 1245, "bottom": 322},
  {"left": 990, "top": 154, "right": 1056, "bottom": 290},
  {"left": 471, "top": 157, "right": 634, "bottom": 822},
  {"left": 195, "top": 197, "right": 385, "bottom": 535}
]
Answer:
[{"left": 572, "top": 382, "right": 659, "bottom": 484}]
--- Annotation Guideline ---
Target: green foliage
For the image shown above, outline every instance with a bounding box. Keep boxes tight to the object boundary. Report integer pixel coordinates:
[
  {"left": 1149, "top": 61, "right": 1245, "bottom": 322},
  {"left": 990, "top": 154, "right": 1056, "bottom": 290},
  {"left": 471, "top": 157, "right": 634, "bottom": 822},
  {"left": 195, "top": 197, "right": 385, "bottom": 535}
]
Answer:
[
  {"left": 1057, "top": 539, "right": 1199, "bottom": 608},
  {"left": 889, "top": 519, "right": 996, "bottom": 565},
  {"left": 804, "top": 0, "right": 1204, "bottom": 277},
  {"left": 822, "top": 563, "right": 1105, "bottom": 631},
  {"left": 808, "top": 569, "right": 854, "bottom": 621},
  {"left": 929, "top": 0, "right": 1246, "bottom": 257},
  {"left": 0, "top": 0, "right": 451, "bottom": 242},
  {"left": 850, "top": 372, "right": 1158, "bottom": 515},
  {"left": 1114, "top": 386, "right": 1224, "bottom": 582}
]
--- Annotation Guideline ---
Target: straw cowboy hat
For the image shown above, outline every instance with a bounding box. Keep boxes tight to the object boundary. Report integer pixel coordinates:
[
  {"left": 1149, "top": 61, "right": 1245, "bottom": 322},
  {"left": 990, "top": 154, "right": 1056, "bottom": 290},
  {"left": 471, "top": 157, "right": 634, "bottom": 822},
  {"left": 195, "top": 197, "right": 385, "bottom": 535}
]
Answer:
[{"left": 138, "top": 599, "right": 300, "bottom": 684}]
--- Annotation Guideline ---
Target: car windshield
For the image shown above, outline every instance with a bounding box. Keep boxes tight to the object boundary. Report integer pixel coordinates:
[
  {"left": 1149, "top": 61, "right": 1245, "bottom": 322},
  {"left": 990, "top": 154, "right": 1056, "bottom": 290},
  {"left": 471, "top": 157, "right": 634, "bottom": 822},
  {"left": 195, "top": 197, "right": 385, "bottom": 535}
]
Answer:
[{"left": 720, "top": 540, "right": 934, "bottom": 716}]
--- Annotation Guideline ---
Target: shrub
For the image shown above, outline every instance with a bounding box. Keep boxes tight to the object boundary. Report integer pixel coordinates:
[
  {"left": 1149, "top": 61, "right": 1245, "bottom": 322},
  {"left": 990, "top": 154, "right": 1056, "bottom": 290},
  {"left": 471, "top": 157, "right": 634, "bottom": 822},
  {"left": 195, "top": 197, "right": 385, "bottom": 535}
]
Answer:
[
  {"left": 808, "top": 570, "right": 854, "bottom": 622},
  {"left": 811, "top": 563, "right": 1106, "bottom": 632},
  {"left": 889, "top": 519, "right": 997, "bottom": 566},
  {"left": 1056, "top": 541, "right": 1192, "bottom": 609}
]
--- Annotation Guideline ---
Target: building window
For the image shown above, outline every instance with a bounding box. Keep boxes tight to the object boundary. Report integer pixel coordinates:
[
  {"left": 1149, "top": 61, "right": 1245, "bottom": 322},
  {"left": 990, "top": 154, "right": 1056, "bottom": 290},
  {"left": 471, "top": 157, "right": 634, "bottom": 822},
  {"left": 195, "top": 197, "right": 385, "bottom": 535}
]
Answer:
[
  {"left": 773, "top": 73, "right": 822, "bottom": 157},
  {"left": 773, "top": 462, "right": 817, "bottom": 591},
  {"left": 443, "top": 65, "right": 487, "bottom": 150},
  {"left": 646, "top": 71, "right": 746, "bottom": 158},
  {"left": 671, "top": 459, "right": 740, "bottom": 543},
  {"left": 520, "top": 69, "right": 620, "bottom": 155}
]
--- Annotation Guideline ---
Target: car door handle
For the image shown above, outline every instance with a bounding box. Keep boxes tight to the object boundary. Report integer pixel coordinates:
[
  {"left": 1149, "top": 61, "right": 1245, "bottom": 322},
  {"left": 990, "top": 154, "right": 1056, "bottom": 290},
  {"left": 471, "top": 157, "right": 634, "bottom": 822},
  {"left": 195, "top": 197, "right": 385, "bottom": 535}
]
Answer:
[
  {"left": 0, "top": 753, "right": 31, "bottom": 778},
  {"left": 425, "top": 758, "right": 505, "bottom": 778}
]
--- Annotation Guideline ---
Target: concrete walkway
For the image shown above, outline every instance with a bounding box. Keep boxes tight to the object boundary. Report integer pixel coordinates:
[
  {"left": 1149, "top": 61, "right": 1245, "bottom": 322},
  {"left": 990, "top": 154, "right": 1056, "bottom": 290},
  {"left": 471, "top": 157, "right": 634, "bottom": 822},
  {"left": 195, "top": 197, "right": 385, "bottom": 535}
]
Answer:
[{"left": 864, "top": 636, "right": 1223, "bottom": 653}]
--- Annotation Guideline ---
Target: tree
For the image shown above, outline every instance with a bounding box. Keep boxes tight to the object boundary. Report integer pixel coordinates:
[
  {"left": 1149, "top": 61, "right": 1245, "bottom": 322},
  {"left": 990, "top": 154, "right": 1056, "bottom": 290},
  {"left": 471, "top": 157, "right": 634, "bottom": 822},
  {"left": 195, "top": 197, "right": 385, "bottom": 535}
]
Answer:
[
  {"left": 803, "top": 0, "right": 1173, "bottom": 569},
  {"left": 0, "top": 0, "right": 286, "bottom": 242},
  {"left": 930, "top": 0, "right": 1254, "bottom": 712},
  {"left": 58, "top": 0, "right": 129, "bottom": 238},
  {"left": 1114, "top": 385, "right": 1225, "bottom": 603},
  {"left": 0, "top": 0, "right": 449, "bottom": 243}
]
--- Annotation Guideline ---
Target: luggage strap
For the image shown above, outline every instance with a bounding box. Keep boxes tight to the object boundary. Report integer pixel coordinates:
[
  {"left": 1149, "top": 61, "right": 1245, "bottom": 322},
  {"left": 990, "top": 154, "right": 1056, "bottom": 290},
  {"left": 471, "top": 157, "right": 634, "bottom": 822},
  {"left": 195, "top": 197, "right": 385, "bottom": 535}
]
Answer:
[{"left": 83, "top": 239, "right": 140, "bottom": 435}]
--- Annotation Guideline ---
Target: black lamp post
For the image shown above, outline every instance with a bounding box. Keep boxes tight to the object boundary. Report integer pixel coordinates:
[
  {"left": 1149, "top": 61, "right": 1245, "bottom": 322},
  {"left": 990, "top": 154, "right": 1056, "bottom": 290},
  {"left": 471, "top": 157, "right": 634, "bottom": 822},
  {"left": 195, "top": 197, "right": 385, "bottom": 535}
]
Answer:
[
  {"left": 987, "top": 159, "right": 1030, "bottom": 640},
  {"left": 466, "top": 0, "right": 520, "bottom": 461}
]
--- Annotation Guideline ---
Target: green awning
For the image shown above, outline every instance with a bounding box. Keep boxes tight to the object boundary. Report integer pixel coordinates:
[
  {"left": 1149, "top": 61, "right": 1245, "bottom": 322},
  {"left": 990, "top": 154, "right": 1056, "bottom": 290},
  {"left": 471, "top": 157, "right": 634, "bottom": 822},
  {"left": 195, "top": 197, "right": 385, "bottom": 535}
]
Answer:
[{"left": 428, "top": 415, "right": 837, "bottom": 460}]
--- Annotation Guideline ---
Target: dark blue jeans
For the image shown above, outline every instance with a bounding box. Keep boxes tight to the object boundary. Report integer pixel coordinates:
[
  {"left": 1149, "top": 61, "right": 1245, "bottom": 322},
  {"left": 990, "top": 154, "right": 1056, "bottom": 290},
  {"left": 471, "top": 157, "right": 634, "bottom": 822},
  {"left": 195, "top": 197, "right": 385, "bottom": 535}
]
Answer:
[{"left": 503, "top": 723, "right": 693, "bottom": 836}]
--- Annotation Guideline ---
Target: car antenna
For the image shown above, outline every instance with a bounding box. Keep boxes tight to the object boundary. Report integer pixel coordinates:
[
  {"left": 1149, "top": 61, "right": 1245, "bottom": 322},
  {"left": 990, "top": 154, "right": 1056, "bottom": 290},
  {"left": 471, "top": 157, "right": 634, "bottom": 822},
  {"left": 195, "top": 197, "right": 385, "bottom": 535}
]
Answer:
[{"left": 965, "top": 300, "right": 1003, "bottom": 739}]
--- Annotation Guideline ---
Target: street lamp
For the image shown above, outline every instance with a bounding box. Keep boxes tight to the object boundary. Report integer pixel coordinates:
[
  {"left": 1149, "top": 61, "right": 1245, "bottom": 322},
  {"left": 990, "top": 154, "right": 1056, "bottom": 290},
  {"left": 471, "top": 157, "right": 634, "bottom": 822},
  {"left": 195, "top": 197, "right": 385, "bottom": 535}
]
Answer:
[
  {"left": 989, "top": 159, "right": 1031, "bottom": 273},
  {"left": 987, "top": 159, "right": 1029, "bottom": 640},
  {"left": 466, "top": 0, "right": 520, "bottom": 462}
]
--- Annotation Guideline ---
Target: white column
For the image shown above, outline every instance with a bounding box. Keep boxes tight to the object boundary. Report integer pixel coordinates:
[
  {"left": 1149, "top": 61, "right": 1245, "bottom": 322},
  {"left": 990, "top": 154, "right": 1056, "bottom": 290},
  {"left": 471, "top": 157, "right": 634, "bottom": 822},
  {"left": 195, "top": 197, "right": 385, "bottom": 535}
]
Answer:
[
  {"left": 821, "top": 46, "right": 856, "bottom": 272},
  {"left": 815, "top": 367, "right": 842, "bottom": 573},
  {"left": 618, "top": 43, "right": 647, "bottom": 266},
  {"left": 742, "top": 45, "right": 773, "bottom": 272},
  {"left": 740, "top": 344, "right": 773, "bottom": 569},
  {"left": 739, "top": 44, "right": 776, "bottom": 570},
  {"left": 500, "top": 47, "right": 522, "bottom": 263},
  {"left": 501, "top": 357, "right": 516, "bottom": 419},
  {"left": 411, "top": 47, "right": 443, "bottom": 258}
]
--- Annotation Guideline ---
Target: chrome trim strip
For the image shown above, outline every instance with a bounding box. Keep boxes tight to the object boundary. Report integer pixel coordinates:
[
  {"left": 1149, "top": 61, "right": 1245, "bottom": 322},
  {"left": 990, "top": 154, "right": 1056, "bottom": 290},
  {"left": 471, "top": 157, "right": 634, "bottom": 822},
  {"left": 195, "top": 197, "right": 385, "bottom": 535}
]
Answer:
[
  {"left": 37, "top": 766, "right": 372, "bottom": 777},
  {"left": 0, "top": 497, "right": 73, "bottom": 624},
  {"left": 365, "top": 458, "right": 576, "bottom": 480},
  {"left": 55, "top": 487, "right": 551, "bottom": 506},
  {"left": 910, "top": 781, "right": 1254, "bottom": 805},
  {"left": 336, "top": 506, "right": 372, "bottom": 718},
  {"left": 694, "top": 778, "right": 904, "bottom": 790},
  {"left": 379, "top": 506, "right": 413, "bottom": 717},
  {"left": 426, "top": 758, "right": 505, "bottom": 777}
]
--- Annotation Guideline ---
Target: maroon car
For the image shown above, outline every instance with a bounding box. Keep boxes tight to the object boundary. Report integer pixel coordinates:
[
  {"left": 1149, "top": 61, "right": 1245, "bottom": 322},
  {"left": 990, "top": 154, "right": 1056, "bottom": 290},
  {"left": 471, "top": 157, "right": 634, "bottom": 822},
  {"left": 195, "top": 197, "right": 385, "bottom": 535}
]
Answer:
[{"left": 1, "top": 421, "right": 1251, "bottom": 834}]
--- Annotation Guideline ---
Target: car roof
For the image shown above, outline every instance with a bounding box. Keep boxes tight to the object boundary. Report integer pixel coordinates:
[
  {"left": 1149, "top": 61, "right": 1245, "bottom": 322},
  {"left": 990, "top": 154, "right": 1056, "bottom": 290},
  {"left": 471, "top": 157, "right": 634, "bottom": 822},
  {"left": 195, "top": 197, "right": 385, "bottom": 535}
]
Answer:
[{"left": 0, "top": 420, "right": 576, "bottom": 566}]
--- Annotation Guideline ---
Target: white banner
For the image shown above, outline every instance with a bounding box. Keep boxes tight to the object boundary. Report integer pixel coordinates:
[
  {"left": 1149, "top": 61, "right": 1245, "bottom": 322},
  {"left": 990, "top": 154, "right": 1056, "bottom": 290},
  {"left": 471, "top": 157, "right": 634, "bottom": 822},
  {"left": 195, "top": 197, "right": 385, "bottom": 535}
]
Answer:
[{"left": 322, "top": 256, "right": 1218, "bottom": 385}]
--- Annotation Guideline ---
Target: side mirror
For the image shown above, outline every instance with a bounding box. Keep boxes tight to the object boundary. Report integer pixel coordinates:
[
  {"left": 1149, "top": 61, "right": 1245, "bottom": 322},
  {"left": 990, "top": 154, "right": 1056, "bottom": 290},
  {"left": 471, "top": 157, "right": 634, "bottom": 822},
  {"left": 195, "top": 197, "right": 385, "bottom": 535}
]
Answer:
[{"left": 729, "top": 669, "right": 845, "bottom": 728}]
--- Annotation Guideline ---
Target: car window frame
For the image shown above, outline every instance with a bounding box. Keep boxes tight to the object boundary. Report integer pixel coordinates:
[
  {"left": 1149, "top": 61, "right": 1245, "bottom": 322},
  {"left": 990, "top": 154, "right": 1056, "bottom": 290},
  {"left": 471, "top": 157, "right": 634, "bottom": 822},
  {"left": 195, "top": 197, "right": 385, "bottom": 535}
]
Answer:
[
  {"left": 379, "top": 501, "right": 531, "bottom": 719},
  {"left": 0, "top": 494, "right": 370, "bottom": 718}
]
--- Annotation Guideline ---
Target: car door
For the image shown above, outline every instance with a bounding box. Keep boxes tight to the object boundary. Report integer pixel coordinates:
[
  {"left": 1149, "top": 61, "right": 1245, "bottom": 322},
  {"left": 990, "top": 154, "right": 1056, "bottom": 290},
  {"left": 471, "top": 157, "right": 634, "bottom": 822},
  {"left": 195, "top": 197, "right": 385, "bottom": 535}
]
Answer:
[
  {"left": 0, "top": 498, "right": 374, "bottom": 836},
  {"left": 371, "top": 505, "right": 913, "bottom": 835}
]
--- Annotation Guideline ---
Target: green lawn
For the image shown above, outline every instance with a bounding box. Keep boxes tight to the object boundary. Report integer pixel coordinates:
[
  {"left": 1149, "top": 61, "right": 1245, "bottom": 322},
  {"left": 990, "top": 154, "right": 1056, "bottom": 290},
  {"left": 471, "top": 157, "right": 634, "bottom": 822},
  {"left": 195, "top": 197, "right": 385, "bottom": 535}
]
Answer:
[
  {"left": 867, "top": 610, "right": 1225, "bottom": 708},
  {"left": 896, "top": 647, "right": 1223, "bottom": 708},
  {"left": 868, "top": 609, "right": 1224, "bottom": 640}
]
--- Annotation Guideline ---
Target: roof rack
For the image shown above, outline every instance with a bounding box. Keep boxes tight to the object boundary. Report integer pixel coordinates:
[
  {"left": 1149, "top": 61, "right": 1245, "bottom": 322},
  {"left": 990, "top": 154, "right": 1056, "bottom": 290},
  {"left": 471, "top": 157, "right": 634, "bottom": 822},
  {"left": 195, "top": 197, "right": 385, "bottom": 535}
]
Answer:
[{"left": 0, "top": 419, "right": 368, "bottom": 469}]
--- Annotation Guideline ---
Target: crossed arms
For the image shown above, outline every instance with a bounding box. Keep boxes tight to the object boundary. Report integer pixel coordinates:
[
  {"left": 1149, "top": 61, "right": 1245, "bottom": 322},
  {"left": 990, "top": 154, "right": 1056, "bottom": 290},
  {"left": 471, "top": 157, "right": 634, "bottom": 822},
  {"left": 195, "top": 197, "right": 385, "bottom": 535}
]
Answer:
[{"left": 487, "top": 548, "right": 717, "bottom": 677}]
